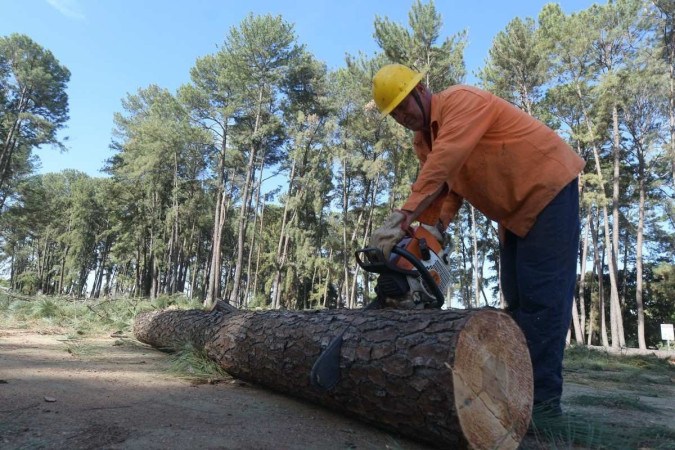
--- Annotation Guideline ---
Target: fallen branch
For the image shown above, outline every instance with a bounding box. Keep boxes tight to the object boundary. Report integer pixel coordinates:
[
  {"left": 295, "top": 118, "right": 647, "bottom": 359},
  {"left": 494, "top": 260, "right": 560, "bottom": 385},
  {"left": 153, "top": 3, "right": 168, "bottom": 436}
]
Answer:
[{"left": 586, "top": 344, "right": 675, "bottom": 360}]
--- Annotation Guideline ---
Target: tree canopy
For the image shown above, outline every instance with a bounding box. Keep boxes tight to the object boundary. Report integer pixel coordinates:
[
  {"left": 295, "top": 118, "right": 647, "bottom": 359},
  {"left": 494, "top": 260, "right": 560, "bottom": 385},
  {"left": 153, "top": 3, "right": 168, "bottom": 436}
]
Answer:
[{"left": 0, "top": 1, "right": 673, "bottom": 349}]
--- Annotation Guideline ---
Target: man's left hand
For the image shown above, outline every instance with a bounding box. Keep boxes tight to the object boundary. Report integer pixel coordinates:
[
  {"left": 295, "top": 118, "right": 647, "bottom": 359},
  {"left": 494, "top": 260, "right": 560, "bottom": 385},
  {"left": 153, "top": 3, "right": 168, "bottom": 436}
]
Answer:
[{"left": 370, "top": 211, "right": 409, "bottom": 259}]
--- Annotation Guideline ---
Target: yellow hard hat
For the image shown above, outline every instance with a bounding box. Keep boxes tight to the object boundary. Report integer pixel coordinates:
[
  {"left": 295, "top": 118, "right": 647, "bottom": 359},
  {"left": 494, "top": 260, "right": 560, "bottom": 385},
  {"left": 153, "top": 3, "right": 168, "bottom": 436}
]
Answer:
[{"left": 372, "top": 64, "right": 424, "bottom": 117}]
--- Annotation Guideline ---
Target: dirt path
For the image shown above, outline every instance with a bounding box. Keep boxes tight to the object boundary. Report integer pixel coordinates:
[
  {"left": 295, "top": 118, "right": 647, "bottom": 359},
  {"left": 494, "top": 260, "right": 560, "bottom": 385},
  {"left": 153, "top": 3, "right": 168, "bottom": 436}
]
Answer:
[
  {"left": 0, "top": 329, "right": 433, "bottom": 450},
  {"left": 2, "top": 329, "right": 674, "bottom": 450}
]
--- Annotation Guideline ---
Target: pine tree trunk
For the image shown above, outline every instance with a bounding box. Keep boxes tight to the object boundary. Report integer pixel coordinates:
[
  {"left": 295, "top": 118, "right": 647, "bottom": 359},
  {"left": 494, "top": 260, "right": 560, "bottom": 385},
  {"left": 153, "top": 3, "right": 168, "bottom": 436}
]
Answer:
[
  {"left": 470, "top": 206, "right": 480, "bottom": 307},
  {"left": 207, "top": 132, "right": 229, "bottom": 306},
  {"left": 611, "top": 105, "right": 626, "bottom": 346},
  {"left": 576, "top": 83, "right": 624, "bottom": 348},
  {"left": 134, "top": 304, "right": 533, "bottom": 450},
  {"left": 271, "top": 157, "right": 296, "bottom": 309},
  {"left": 229, "top": 89, "right": 265, "bottom": 306},
  {"left": 571, "top": 298, "right": 583, "bottom": 344},
  {"left": 636, "top": 148, "right": 647, "bottom": 350},
  {"left": 578, "top": 208, "right": 591, "bottom": 343},
  {"left": 590, "top": 214, "right": 609, "bottom": 347},
  {"left": 668, "top": 12, "right": 675, "bottom": 188}
]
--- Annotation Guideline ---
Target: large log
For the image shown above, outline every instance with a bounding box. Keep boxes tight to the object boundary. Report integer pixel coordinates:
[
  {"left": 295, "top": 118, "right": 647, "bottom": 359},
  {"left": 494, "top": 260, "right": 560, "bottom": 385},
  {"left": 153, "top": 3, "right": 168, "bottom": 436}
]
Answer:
[{"left": 133, "top": 304, "right": 533, "bottom": 449}]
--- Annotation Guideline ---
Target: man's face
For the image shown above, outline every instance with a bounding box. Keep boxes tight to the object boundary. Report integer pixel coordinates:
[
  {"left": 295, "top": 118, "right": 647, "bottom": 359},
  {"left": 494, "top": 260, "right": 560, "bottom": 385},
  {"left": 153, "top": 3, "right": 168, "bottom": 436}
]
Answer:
[{"left": 390, "top": 90, "right": 425, "bottom": 131}]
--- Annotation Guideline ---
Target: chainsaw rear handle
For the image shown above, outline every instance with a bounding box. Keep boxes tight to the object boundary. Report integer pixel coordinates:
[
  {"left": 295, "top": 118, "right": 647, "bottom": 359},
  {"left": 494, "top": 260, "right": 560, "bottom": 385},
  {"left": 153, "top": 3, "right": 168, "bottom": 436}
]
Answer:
[{"left": 354, "top": 246, "right": 445, "bottom": 308}]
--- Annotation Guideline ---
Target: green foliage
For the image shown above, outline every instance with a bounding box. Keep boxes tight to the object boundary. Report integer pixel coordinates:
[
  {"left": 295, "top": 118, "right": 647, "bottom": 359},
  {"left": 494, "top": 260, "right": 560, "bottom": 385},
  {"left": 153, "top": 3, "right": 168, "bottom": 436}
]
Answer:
[
  {"left": 373, "top": 0, "right": 467, "bottom": 89},
  {"left": 151, "top": 294, "right": 202, "bottom": 311},
  {"left": 168, "top": 343, "right": 230, "bottom": 382},
  {"left": 30, "top": 298, "right": 61, "bottom": 319},
  {"left": 477, "top": 17, "right": 548, "bottom": 115},
  {"left": 0, "top": 1, "right": 673, "bottom": 336},
  {"left": 15, "top": 271, "right": 39, "bottom": 295},
  {"left": 0, "top": 294, "right": 201, "bottom": 336},
  {"left": 0, "top": 33, "right": 70, "bottom": 206}
]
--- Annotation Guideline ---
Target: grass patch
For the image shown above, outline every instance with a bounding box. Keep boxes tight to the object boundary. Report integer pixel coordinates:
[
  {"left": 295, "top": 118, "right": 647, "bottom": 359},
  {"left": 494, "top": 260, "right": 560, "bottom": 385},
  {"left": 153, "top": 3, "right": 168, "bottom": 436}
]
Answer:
[
  {"left": 64, "top": 341, "right": 103, "bottom": 357},
  {"left": 527, "top": 413, "right": 675, "bottom": 450},
  {"left": 567, "top": 393, "right": 659, "bottom": 412},
  {"left": 167, "top": 343, "right": 231, "bottom": 384},
  {"left": 524, "top": 346, "right": 675, "bottom": 449},
  {"left": 564, "top": 345, "right": 674, "bottom": 394},
  {"left": 565, "top": 345, "right": 672, "bottom": 375}
]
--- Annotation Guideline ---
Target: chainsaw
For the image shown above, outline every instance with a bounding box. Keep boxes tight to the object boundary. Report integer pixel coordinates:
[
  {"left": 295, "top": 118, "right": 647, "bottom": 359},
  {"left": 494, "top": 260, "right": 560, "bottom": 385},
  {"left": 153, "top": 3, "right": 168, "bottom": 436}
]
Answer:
[
  {"left": 310, "top": 225, "right": 451, "bottom": 390},
  {"left": 355, "top": 225, "right": 452, "bottom": 309}
]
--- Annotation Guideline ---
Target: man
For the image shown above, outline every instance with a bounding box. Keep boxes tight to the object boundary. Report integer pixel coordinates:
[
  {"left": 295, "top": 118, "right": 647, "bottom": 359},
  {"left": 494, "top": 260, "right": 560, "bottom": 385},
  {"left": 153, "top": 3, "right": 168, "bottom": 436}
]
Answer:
[{"left": 370, "top": 63, "right": 585, "bottom": 417}]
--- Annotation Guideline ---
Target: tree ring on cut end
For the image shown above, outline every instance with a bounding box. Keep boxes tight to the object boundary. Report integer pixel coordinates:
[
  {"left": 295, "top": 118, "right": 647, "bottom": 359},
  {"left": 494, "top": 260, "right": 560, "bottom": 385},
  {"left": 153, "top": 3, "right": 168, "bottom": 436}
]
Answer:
[{"left": 452, "top": 309, "right": 533, "bottom": 450}]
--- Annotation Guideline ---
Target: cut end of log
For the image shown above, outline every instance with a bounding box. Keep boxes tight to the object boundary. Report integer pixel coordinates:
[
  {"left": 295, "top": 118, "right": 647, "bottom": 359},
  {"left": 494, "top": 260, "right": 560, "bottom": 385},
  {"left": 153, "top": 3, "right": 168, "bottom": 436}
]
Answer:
[{"left": 451, "top": 309, "right": 533, "bottom": 450}]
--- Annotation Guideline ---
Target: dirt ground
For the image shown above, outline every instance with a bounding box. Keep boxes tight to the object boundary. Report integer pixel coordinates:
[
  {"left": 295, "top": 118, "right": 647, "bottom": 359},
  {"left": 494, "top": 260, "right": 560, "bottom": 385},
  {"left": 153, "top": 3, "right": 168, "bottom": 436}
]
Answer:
[
  {"left": 1, "top": 328, "right": 674, "bottom": 450},
  {"left": 0, "top": 329, "right": 434, "bottom": 450}
]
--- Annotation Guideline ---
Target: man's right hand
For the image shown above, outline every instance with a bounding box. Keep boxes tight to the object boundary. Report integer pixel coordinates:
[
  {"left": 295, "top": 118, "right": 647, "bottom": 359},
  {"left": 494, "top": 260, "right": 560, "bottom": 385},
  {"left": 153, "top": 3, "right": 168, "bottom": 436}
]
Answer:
[{"left": 370, "top": 211, "right": 408, "bottom": 259}]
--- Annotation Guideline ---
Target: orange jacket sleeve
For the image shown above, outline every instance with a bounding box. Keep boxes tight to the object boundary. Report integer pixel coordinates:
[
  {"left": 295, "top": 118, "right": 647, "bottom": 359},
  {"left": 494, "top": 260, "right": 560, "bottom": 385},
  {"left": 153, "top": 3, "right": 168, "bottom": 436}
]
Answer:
[
  {"left": 403, "top": 89, "right": 496, "bottom": 224},
  {"left": 407, "top": 134, "right": 464, "bottom": 228},
  {"left": 402, "top": 86, "right": 585, "bottom": 237}
]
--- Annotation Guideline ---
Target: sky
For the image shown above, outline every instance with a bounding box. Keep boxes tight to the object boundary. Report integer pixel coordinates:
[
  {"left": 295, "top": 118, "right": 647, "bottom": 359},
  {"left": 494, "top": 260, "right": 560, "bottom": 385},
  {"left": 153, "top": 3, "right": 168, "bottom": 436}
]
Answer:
[{"left": 1, "top": 0, "right": 599, "bottom": 177}]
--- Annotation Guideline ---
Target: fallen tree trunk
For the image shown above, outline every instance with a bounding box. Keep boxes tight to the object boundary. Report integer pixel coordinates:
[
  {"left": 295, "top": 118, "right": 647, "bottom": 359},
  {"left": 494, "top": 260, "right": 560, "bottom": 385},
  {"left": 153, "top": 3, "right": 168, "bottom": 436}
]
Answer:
[
  {"left": 587, "top": 344, "right": 675, "bottom": 359},
  {"left": 134, "top": 304, "right": 532, "bottom": 449}
]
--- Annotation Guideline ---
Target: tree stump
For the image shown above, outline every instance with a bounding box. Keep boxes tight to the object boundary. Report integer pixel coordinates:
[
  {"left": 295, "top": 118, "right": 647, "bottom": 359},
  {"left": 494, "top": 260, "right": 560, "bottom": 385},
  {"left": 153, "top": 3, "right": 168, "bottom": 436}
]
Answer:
[{"left": 134, "top": 304, "right": 532, "bottom": 449}]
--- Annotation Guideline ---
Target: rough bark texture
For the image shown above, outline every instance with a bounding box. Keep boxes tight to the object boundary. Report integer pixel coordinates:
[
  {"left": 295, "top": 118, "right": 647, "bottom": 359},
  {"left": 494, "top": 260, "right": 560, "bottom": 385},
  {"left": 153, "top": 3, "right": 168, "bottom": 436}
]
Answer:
[{"left": 134, "top": 304, "right": 532, "bottom": 449}]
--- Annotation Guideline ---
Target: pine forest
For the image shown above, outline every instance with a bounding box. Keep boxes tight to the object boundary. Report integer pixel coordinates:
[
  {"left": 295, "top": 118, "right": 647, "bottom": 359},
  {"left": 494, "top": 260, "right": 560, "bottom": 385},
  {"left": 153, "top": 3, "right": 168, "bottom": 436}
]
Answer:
[{"left": 1, "top": 0, "right": 674, "bottom": 351}]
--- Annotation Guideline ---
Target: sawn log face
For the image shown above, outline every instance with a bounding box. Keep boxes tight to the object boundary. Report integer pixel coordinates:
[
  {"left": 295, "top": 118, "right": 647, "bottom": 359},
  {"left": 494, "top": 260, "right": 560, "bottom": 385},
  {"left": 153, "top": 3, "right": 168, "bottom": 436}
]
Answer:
[{"left": 133, "top": 306, "right": 532, "bottom": 449}]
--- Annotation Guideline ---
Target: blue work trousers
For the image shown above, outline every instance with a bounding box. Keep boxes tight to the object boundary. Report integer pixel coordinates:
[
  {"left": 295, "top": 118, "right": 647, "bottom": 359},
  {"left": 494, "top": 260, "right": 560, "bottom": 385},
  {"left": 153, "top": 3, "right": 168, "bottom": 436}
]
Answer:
[{"left": 500, "top": 178, "right": 580, "bottom": 409}]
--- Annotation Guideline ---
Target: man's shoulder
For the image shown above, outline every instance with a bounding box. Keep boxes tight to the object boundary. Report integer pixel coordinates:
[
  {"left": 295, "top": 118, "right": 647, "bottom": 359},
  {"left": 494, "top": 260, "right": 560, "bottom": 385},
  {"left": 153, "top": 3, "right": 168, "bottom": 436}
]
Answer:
[
  {"left": 433, "top": 85, "right": 495, "bottom": 112},
  {"left": 438, "top": 84, "right": 492, "bottom": 99}
]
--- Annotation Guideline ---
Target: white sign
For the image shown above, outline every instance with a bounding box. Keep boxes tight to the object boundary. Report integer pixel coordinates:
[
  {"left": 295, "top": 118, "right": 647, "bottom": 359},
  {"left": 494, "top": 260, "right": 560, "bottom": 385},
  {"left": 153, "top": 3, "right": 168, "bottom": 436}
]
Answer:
[{"left": 661, "top": 324, "right": 674, "bottom": 341}]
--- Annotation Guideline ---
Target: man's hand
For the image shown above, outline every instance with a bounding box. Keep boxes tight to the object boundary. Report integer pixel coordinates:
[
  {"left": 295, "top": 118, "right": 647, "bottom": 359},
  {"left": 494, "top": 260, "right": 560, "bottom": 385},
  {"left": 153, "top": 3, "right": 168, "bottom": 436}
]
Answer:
[{"left": 370, "top": 211, "right": 408, "bottom": 259}]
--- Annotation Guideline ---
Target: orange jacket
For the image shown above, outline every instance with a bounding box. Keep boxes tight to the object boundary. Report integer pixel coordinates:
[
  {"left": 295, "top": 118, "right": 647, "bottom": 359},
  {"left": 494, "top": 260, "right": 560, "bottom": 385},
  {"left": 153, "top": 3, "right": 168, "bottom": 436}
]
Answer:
[{"left": 402, "top": 85, "right": 585, "bottom": 238}]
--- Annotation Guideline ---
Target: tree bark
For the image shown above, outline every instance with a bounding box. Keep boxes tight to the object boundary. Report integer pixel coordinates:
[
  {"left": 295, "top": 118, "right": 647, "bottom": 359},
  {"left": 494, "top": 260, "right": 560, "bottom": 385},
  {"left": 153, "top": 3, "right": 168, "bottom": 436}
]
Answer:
[
  {"left": 134, "top": 304, "right": 533, "bottom": 449},
  {"left": 611, "top": 105, "right": 626, "bottom": 347}
]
